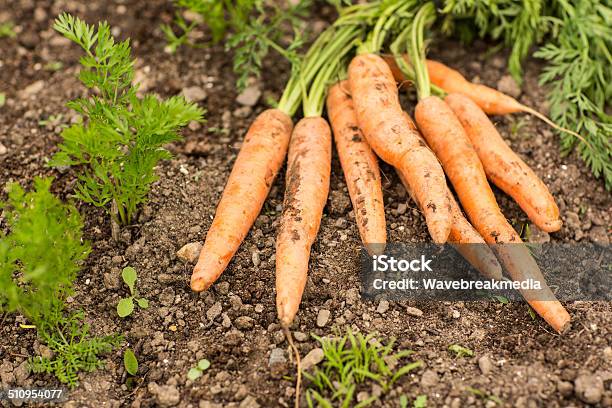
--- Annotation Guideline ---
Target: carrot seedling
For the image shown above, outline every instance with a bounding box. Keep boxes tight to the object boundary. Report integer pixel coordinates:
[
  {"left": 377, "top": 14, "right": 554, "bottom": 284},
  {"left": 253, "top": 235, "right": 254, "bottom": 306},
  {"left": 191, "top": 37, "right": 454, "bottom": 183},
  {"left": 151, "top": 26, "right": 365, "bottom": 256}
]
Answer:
[
  {"left": 117, "top": 267, "right": 148, "bottom": 318},
  {"left": 50, "top": 13, "right": 204, "bottom": 227},
  {"left": 0, "top": 178, "right": 122, "bottom": 387},
  {"left": 448, "top": 344, "right": 474, "bottom": 358},
  {"left": 304, "top": 329, "right": 423, "bottom": 407},
  {"left": 123, "top": 348, "right": 139, "bottom": 376},
  {"left": 187, "top": 358, "right": 211, "bottom": 381}
]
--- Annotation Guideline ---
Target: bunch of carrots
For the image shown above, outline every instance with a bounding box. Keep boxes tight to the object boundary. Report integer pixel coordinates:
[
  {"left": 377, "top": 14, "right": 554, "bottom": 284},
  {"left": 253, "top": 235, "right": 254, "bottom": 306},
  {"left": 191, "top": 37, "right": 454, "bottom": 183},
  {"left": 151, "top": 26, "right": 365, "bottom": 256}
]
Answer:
[{"left": 190, "top": 1, "right": 572, "bottom": 339}]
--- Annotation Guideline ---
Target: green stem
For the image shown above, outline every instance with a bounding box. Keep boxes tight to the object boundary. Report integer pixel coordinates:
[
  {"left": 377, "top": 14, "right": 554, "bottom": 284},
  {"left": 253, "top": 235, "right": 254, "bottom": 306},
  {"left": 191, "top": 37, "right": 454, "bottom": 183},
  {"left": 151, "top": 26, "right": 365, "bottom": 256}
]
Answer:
[
  {"left": 303, "top": 39, "right": 358, "bottom": 117},
  {"left": 408, "top": 2, "right": 436, "bottom": 101}
]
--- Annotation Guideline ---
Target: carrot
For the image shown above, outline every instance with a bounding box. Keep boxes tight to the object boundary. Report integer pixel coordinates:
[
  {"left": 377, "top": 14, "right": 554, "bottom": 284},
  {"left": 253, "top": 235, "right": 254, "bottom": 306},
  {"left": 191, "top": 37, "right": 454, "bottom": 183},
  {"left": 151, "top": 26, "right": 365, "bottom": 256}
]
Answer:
[
  {"left": 408, "top": 3, "right": 569, "bottom": 332},
  {"left": 190, "top": 109, "right": 292, "bottom": 292},
  {"left": 384, "top": 54, "right": 586, "bottom": 142},
  {"left": 414, "top": 96, "right": 570, "bottom": 332},
  {"left": 396, "top": 165, "right": 502, "bottom": 280},
  {"left": 326, "top": 81, "right": 386, "bottom": 255},
  {"left": 348, "top": 53, "right": 451, "bottom": 243},
  {"left": 445, "top": 93, "right": 562, "bottom": 232},
  {"left": 276, "top": 117, "right": 331, "bottom": 327}
]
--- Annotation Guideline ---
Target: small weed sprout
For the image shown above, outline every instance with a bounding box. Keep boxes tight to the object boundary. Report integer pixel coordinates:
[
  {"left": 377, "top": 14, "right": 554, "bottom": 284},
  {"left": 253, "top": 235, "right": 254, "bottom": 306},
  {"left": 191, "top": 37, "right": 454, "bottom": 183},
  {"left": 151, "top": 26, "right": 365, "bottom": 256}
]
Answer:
[
  {"left": 117, "top": 267, "right": 149, "bottom": 318},
  {"left": 304, "top": 329, "right": 423, "bottom": 407},
  {"left": 187, "top": 358, "right": 211, "bottom": 381},
  {"left": 123, "top": 348, "right": 139, "bottom": 376},
  {"left": 448, "top": 344, "right": 474, "bottom": 358}
]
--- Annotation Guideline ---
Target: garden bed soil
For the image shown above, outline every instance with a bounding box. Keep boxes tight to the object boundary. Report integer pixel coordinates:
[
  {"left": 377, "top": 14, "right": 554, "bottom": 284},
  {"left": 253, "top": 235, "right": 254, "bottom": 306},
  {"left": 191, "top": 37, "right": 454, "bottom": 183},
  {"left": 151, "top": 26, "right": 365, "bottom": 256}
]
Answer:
[{"left": 0, "top": 1, "right": 610, "bottom": 407}]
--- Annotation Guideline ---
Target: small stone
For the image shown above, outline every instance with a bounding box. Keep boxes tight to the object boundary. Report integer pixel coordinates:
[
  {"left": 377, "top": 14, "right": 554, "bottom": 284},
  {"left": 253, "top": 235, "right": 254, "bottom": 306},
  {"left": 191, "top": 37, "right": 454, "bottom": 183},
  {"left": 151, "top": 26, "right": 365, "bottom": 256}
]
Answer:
[
  {"left": 301, "top": 348, "right": 324, "bottom": 371},
  {"left": 19, "top": 80, "right": 45, "bottom": 98},
  {"left": 200, "top": 402, "right": 222, "bottom": 408},
  {"left": 356, "top": 392, "right": 370, "bottom": 403},
  {"left": 103, "top": 268, "right": 121, "bottom": 290},
  {"left": 239, "top": 396, "right": 260, "bottom": 408},
  {"left": 376, "top": 300, "right": 390, "bottom": 314},
  {"left": 216, "top": 282, "right": 230, "bottom": 295},
  {"left": 496, "top": 75, "right": 521, "bottom": 98},
  {"left": 268, "top": 348, "right": 287, "bottom": 378},
  {"left": 182, "top": 86, "right": 207, "bottom": 102},
  {"left": 574, "top": 373, "right": 604, "bottom": 404},
  {"left": 345, "top": 288, "right": 360, "bottom": 305},
  {"left": 420, "top": 369, "right": 439, "bottom": 387},
  {"left": 0, "top": 143, "right": 7, "bottom": 155},
  {"left": 396, "top": 203, "right": 407, "bottom": 215},
  {"left": 251, "top": 251, "right": 260, "bottom": 267},
  {"left": 478, "top": 355, "right": 494, "bottom": 375},
  {"left": 317, "top": 309, "right": 331, "bottom": 327},
  {"left": 148, "top": 382, "right": 180, "bottom": 407},
  {"left": 589, "top": 226, "right": 609, "bottom": 245},
  {"left": 221, "top": 313, "right": 231, "bottom": 328},
  {"left": 176, "top": 242, "right": 202, "bottom": 263},
  {"left": 206, "top": 302, "right": 222, "bottom": 321},
  {"left": 14, "top": 360, "right": 29, "bottom": 382},
  {"left": 557, "top": 380, "right": 573, "bottom": 397},
  {"left": 452, "top": 309, "right": 461, "bottom": 319},
  {"left": 565, "top": 212, "right": 581, "bottom": 232},
  {"left": 335, "top": 217, "right": 347, "bottom": 229},
  {"left": 234, "top": 316, "right": 255, "bottom": 330},
  {"left": 406, "top": 306, "right": 423, "bottom": 317},
  {"left": 159, "top": 287, "right": 175, "bottom": 307},
  {"left": 293, "top": 331, "right": 308, "bottom": 342},
  {"left": 188, "top": 120, "right": 201, "bottom": 131},
  {"left": 34, "top": 7, "right": 47, "bottom": 22},
  {"left": 236, "top": 85, "right": 262, "bottom": 107},
  {"left": 233, "top": 106, "right": 252, "bottom": 118}
]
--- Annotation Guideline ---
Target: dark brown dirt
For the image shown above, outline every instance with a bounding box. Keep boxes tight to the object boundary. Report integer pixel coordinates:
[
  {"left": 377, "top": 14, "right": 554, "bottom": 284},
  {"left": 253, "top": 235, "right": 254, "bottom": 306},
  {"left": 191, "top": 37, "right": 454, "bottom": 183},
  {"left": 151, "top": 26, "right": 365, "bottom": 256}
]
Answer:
[{"left": 0, "top": 1, "right": 610, "bottom": 407}]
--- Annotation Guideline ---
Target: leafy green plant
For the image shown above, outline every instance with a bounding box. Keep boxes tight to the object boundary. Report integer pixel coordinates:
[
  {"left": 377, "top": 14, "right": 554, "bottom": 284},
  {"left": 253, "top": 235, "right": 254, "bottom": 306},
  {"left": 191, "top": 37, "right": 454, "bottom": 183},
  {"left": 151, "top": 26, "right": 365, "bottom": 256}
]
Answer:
[
  {"left": 304, "top": 329, "right": 423, "bottom": 407},
  {"left": 440, "top": 0, "right": 611, "bottom": 189},
  {"left": 116, "top": 267, "right": 149, "bottom": 318},
  {"left": 49, "top": 13, "right": 204, "bottom": 226},
  {"left": 448, "top": 344, "right": 474, "bottom": 358},
  {"left": 123, "top": 348, "right": 139, "bottom": 375},
  {"left": 0, "top": 21, "right": 16, "bottom": 38},
  {"left": 165, "top": 0, "right": 311, "bottom": 90},
  {"left": 0, "top": 178, "right": 121, "bottom": 387},
  {"left": 187, "top": 358, "right": 211, "bottom": 381}
]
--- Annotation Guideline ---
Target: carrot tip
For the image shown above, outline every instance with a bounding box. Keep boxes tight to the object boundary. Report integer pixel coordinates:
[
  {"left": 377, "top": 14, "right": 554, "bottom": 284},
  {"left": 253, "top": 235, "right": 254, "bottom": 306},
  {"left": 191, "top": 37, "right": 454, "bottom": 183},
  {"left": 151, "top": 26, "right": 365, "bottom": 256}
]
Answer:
[
  {"left": 539, "top": 219, "right": 563, "bottom": 233},
  {"left": 190, "top": 277, "right": 209, "bottom": 292},
  {"left": 365, "top": 243, "right": 386, "bottom": 256}
]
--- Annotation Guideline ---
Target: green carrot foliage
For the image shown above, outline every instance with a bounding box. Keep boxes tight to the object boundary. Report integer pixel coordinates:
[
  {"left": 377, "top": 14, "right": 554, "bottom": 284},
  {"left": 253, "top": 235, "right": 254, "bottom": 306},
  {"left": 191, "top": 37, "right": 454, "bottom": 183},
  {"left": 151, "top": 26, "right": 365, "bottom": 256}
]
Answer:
[{"left": 50, "top": 13, "right": 205, "bottom": 225}]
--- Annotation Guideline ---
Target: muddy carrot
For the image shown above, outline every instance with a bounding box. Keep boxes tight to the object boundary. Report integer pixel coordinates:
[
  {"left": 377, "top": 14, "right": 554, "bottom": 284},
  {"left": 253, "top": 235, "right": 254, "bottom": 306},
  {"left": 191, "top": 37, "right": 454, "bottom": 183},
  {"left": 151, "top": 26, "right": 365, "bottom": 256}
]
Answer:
[
  {"left": 190, "top": 109, "right": 292, "bottom": 291},
  {"left": 327, "top": 81, "right": 386, "bottom": 255},
  {"left": 445, "top": 93, "right": 562, "bottom": 232},
  {"left": 409, "top": 2, "right": 569, "bottom": 333},
  {"left": 396, "top": 168, "right": 502, "bottom": 280},
  {"left": 276, "top": 117, "right": 331, "bottom": 327}
]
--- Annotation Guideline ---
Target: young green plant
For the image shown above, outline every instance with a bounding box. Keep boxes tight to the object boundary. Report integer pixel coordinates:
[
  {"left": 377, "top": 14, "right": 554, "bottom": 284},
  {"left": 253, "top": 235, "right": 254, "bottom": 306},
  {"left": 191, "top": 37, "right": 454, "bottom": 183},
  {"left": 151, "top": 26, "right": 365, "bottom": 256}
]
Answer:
[
  {"left": 305, "top": 329, "right": 424, "bottom": 407},
  {"left": 117, "top": 267, "right": 149, "bottom": 318},
  {"left": 50, "top": 13, "right": 204, "bottom": 227},
  {"left": 187, "top": 358, "right": 211, "bottom": 381},
  {"left": 0, "top": 178, "right": 122, "bottom": 387}
]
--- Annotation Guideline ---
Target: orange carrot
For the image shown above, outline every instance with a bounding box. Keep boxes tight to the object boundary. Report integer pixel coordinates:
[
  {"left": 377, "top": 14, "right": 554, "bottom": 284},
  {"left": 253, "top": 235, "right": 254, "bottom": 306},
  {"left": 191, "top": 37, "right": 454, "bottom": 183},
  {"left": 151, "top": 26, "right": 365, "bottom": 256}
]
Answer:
[
  {"left": 276, "top": 117, "right": 332, "bottom": 327},
  {"left": 191, "top": 109, "right": 292, "bottom": 292},
  {"left": 414, "top": 96, "right": 570, "bottom": 333},
  {"left": 326, "top": 81, "right": 386, "bottom": 255},
  {"left": 445, "top": 93, "right": 562, "bottom": 232},
  {"left": 384, "top": 55, "right": 584, "bottom": 141},
  {"left": 396, "top": 168, "right": 502, "bottom": 280},
  {"left": 348, "top": 53, "right": 451, "bottom": 243}
]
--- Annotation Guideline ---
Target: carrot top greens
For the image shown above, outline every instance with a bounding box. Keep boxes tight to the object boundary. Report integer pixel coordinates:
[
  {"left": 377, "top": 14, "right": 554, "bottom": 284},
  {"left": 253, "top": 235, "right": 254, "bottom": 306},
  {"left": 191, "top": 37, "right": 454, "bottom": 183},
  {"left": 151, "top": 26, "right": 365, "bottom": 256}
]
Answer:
[{"left": 50, "top": 13, "right": 204, "bottom": 227}]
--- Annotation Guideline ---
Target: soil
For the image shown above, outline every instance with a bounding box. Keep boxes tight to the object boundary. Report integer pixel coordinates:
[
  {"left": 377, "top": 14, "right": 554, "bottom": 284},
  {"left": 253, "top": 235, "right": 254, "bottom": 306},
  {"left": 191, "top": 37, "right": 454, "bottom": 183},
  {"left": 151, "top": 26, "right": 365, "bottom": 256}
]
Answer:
[{"left": 0, "top": 1, "right": 610, "bottom": 407}]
